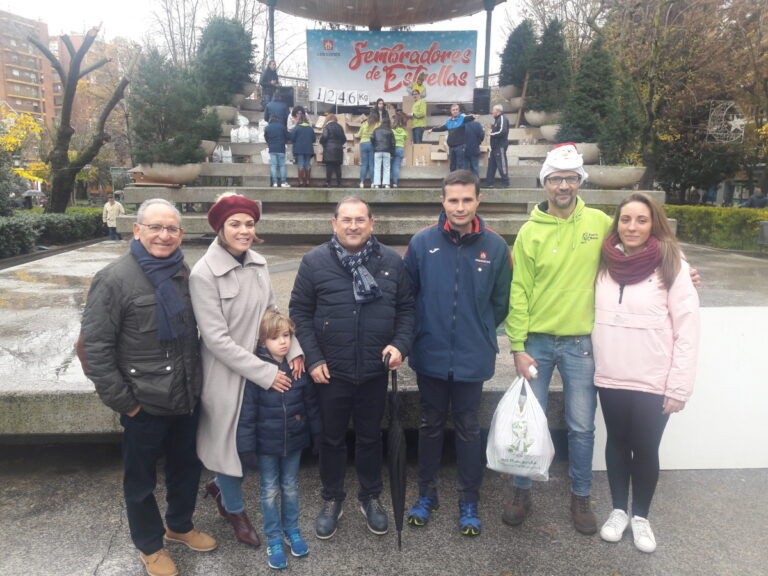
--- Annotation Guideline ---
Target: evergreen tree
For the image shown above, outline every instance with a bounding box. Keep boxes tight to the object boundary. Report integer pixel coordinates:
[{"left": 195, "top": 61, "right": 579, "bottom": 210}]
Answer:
[
  {"left": 558, "top": 37, "right": 617, "bottom": 144},
  {"left": 129, "top": 49, "right": 218, "bottom": 165},
  {"left": 599, "top": 76, "right": 643, "bottom": 164},
  {"left": 525, "top": 20, "right": 571, "bottom": 113},
  {"left": 499, "top": 20, "right": 536, "bottom": 88},
  {"left": 195, "top": 17, "right": 256, "bottom": 105}
]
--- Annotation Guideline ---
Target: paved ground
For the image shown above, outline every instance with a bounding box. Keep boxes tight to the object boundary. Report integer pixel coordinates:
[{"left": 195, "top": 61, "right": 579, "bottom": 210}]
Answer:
[
  {"left": 1, "top": 443, "right": 765, "bottom": 576},
  {"left": 1, "top": 239, "right": 767, "bottom": 575}
]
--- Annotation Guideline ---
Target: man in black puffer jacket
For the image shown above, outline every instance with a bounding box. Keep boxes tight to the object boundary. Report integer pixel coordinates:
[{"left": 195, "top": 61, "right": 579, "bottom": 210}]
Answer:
[
  {"left": 77, "top": 199, "right": 215, "bottom": 576},
  {"left": 289, "top": 196, "right": 415, "bottom": 541}
]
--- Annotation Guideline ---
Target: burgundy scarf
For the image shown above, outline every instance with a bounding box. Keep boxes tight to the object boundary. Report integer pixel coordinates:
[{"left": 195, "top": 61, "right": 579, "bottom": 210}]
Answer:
[{"left": 602, "top": 232, "right": 661, "bottom": 285}]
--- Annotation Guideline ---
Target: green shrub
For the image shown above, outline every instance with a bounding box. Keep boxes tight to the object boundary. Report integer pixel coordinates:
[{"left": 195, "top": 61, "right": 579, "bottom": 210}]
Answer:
[
  {"left": 0, "top": 215, "right": 37, "bottom": 258},
  {"left": 0, "top": 209, "right": 104, "bottom": 257},
  {"left": 665, "top": 205, "right": 768, "bottom": 250}
]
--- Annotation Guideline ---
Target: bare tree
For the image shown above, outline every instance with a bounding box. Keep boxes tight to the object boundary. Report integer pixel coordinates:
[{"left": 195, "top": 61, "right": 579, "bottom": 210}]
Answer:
[
  {"left": 153, "top": 0, "right": 202, "bottom": 68},
  {"left": 28, "top": 27, "right": 136, "bottom": 213},
  {"left": 518, "top": 0, "right": 608, "bottom": 69}
]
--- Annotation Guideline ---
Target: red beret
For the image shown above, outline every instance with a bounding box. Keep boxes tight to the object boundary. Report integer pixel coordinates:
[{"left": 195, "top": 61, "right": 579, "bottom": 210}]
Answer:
[{"left": 207, "top": 195, "right": 261, "bottom": 232}]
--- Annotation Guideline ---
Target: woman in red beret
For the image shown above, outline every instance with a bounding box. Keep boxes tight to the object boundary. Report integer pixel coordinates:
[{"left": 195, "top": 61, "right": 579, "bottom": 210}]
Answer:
[{"left": 189, "top": 193, "right": 305, "bottom": 550}]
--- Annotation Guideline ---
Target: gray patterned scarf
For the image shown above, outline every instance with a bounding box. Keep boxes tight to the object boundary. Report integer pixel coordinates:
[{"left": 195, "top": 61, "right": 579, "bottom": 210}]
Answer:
[{"left": 331, "top": 235, "right": 382, "bottom": 303}]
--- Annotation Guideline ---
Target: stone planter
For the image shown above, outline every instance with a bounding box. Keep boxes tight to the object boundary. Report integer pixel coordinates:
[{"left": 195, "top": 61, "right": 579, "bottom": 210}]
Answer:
[
  {"left": 207, "top": 105, "right": 238, "bottom": 123},
  {"left": 242, "top": 82, "right": 257, "bottom": 96},
  {"left": 500, "top": 84, "right": 520, "bottom": 99},
  {"left": 539, "top": 124, "right": 560, "bottom": 142},
  {"left": 523, "top": 110, "right": 560, "bottom": 127},
  {"left": 200, "top": 140, "right": 217, "bottom": 157},
  {"left": 586, "top": 165, "right": 646, "bottom": 189},
  {"left": 577, "top": 143, "right": 600, "bottom": 164},
  {"left": 230, "top": 93, "right": 246, "bottom": 107},
  {"left": 129, "top": 163, "right": 202, "bottom": 186},
  {"left": 507, "top": 97, "right": 524, "bottom": 112},
  {"left": 240, "top": 99, "right": 262, "bottom": 112}
]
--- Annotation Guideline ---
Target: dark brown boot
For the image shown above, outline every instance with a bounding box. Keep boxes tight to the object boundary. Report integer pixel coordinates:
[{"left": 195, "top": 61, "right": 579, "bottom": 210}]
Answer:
[
  {"left": 305, "top": 167, "right": 312, "bottom": 187},
  {"left": 204, "top": 480, "right": 227, "bottom": 518},
  {"left": 570, "top": 493, "right": 597, "bottom": 535},
  {"left": 225, "top": 509, "right": 261, "bottom": 547},
  {"left": 502, "top": 485, "right": 531, "bottom": 526}
]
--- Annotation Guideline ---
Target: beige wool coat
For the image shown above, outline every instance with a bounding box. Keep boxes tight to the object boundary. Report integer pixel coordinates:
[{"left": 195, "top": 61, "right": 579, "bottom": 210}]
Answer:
[{"left": 190, "top": 240, "right": 301, "bottom": 476}]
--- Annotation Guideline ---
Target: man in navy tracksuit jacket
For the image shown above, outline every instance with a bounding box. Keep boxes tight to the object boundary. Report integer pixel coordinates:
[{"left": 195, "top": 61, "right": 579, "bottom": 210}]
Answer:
[{"left": 402, "top": 170, "right": 512, "bottom": 536}]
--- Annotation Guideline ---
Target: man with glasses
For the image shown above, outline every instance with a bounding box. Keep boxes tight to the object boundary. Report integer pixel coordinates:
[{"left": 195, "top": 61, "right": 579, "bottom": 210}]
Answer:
[
  {"left": 503, "top": 143, "right": 611, "bottom": 535},
  {"left": 289, "top": 196, "right": 415, "bottom": 540},
  {"left": 77, "top": 198, "right": 216, "bottom": 576}
]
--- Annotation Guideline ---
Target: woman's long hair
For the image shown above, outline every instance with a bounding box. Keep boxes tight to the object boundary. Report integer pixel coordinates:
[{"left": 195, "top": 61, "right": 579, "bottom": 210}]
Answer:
[{"left": 602, "top": 192, "right": 682, "bottom": 289}]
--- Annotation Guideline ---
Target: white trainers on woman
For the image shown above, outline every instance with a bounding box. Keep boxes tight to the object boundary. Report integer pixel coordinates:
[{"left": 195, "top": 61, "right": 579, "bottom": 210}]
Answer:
[
  {"left": 600, "top": 509, "right": 629, "bottom": 542},
  {"left": 631, "top": 516, "right": 657, "bottom": 553}
]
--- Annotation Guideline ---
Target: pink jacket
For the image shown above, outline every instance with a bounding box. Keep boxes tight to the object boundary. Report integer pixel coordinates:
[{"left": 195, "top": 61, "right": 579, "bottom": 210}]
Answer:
[{"left": 593, "top": 259, "right": 699, "bottom": 402}]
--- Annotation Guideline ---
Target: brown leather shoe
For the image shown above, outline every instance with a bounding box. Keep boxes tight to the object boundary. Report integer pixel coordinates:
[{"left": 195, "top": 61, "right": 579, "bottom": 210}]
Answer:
[
  {"left": 139, "top": 549, "right": 177, "bottom": 576},
  {"left": 226, "top": 510, "right": 261, "bottom": 548},
  {"left": 502, "top": 486, "right": 532, "bottom": 526},
  {"left": 164, "top": 528, "right": 218, "bottom": 552},
  {"left": 571, "top": 493, "right": 597, "bottom": 535},
  {"left": 204, "top": 480, "right": 228, "bottom": 518}
]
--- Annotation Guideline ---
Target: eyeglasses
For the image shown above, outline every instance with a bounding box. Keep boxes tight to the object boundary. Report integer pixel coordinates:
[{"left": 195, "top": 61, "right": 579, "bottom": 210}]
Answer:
[
  {"left": 545, "top": 175, "right": 580, "bottom": 186},
  {"left": 337, "top": 217, "right": 369, "bottom": 226},
  {"left": 139, "top": 223, "right": 183, "bottom": 236}
]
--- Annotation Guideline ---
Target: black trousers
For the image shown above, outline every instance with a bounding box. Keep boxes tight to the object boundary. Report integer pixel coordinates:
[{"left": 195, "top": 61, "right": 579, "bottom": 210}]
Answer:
[
  {"left": 485, "top": 145, "right": 509, "bottom": 185},
  {"left": 598, "top": 387, "right": 670, "bottom": 518},
  {"left": 316, "top": 375, "right": 388, "bottom": 502},
  {"left": 416, "top": 374, "right": 484, "bottom": 503},
  {"left": 120, "top": 409, "right": 202, "bottom": 554},
  {"left": 325, "top": 161, "right": 342, "bottom": 185}
]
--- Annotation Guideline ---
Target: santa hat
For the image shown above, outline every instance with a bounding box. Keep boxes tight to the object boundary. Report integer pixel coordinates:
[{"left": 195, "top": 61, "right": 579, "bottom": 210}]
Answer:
[{"left": 539, "top": 143, "right": 589, "bottom": 183}]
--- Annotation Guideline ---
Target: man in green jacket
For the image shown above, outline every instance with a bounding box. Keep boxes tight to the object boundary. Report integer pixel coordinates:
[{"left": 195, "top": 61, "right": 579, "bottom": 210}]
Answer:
[{"left": 504, "top": 143, "right": 610, "bottom": 535}]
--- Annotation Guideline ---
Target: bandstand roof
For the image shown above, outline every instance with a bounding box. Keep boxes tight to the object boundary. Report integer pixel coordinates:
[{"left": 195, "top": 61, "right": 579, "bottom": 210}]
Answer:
[{"left": 258, "top": 0, "right": 506, "bottom": 29}]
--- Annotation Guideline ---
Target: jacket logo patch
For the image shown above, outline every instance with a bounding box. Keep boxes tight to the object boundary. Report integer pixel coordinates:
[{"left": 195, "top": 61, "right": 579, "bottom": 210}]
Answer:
[
  {"left": 475, "top": 253, "right": 491, "bottom": 266},
  {"left": 429, "top": 248, "right": 440, "bottom": 254},
  {"left": 581, "top": 232, "right": 599, "bottom": 244}
]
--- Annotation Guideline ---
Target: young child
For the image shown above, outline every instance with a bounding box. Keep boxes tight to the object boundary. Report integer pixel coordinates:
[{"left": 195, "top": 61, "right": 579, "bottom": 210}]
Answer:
[{"left": 238, "top": 310, "right": 320, "bottom": 569}]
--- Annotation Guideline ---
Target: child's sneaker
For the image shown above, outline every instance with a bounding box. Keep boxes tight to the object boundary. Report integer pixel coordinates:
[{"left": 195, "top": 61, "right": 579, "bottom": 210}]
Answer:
[
  {"left": 407, "top": 495, "right": 438, "bottom": 527},
  {"left": 267, "top": 539, "right": 287, "bottom": 569},
  {"left": 458, "top": 501, "right": 481, "bottom": 536},
  {"left": 284, "top": 529, "right": 309, "bottom": 557}
]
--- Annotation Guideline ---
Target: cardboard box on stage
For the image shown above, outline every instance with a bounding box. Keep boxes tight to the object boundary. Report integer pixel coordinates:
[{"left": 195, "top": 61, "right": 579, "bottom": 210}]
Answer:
[
  {"left": 413, "top": 144, "right": 433, "bottom": 166},
  {"left": 402, "top": 95, "right": 415, "bottom": 116}
]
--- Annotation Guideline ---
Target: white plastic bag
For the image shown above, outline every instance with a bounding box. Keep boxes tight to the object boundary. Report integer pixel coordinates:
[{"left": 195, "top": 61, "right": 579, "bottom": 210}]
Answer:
[
  {"left": 221, "top": 145, "right": 233, "bottom": 163},
  {"left": 260, "top": 148, "right": 271, "bottom": 165},
  {"left": 236, "top": 113, "right": 250, "bottom": 127},
  {"left": 211, "top": 144, "right": 224, "bottom": 163},
  {"left": 230, "top": 127, "right": 240, "bottom": 143},
  {"left": 486, "top": 377, "right": 555, "bottom": 480},
  {"left": 249, "top": 126, "right": 261, "bottom": 143},
  {"left": 237, "top": 125, "right": 250, "bottom": 143}
]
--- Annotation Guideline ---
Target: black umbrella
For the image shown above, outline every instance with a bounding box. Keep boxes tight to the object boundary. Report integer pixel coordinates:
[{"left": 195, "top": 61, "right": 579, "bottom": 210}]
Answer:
[{"left": 384, "top": 353, "right": 407, "bottom": 550}]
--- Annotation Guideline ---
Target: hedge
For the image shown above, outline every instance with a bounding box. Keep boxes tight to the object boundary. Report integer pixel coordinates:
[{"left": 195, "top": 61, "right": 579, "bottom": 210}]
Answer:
[
  {"left": 0, "top": 209, "right": 104, "bottom": 259},
  {"left": 664, "top": 206, "right": 768, "bottom": 250}
]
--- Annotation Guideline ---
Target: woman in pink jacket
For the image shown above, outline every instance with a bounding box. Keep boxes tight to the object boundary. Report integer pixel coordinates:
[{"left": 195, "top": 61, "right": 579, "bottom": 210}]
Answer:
[{"left": 593, "top": 193, "right": 699, "bottom": 554}]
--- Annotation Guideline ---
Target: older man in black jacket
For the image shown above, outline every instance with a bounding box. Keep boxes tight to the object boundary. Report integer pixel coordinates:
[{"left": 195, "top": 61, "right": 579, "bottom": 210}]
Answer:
[
  {"left": 77, "top": 198, "right": 216, "bottom": 576},
  {"left": 289, "top": 196, "right": 415, "bottom": 540}
]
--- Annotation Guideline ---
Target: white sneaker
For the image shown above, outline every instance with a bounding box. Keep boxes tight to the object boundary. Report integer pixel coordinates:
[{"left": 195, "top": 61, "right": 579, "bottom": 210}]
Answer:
[
  {"left": 384, "top": 185, "right": 390, "bottom": 189},
  {"left": 281, "top": 182, "right": 291, "bottom": 188},
  {"left": 272, "top": 183, "right": 278, "bottom": 187},
  {"left": 631, "top": 516, "right": 657, "bottom": 553},
  {"left": 359, "top": 181, "right": 365, "bottom": 189},
  {"left": 600, "top": 509, "right": 629, "bottom": 542}
]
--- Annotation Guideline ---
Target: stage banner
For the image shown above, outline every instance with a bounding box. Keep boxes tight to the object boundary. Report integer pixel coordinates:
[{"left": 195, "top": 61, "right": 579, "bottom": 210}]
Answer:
[{"left": 306, "top": 30, "right": 477, "bottom": 104}]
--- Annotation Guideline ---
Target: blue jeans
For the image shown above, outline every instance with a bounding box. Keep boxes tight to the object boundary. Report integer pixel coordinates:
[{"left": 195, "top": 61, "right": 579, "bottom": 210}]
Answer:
[
  {"left": 449, "top": 144, "right": 466, "bottom": 171},
  {"left": 258, "top": 451, "right": 302, "bottom": 541},
  {"left": 359, "top": 141, "right": 374, "bottom": 182},
  {"left": 373, "top": 151, "right": 391, "bottom": 186},
  {"left": 412, "top": 127, "right": 425, "bottom": 144},
  {"left": 465, "top": 153, "right": 480, "bottom": 177},
  {"left": 107, "top": 226, "right": 121, "bottom": 240},
  {"left": 391, "top": 146, "right": 405, "bottom": 185},
  {"left": 416, "top": 374, "right": 484, "bottom": 503},
  {"left": 120, "top": 410, "right": 201, "bottom": 555},
  {"left": 512, "top": 333, "right": 597, "bottom": 496},
  {"left": 215, "top": 472, "right": 245, "bottom": 514},
  {"left": 295, "top": 154, "right": 312, "bottom": 169},
  {"left": 270, "top": 152, "right": 287, "bottom": 184}
]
